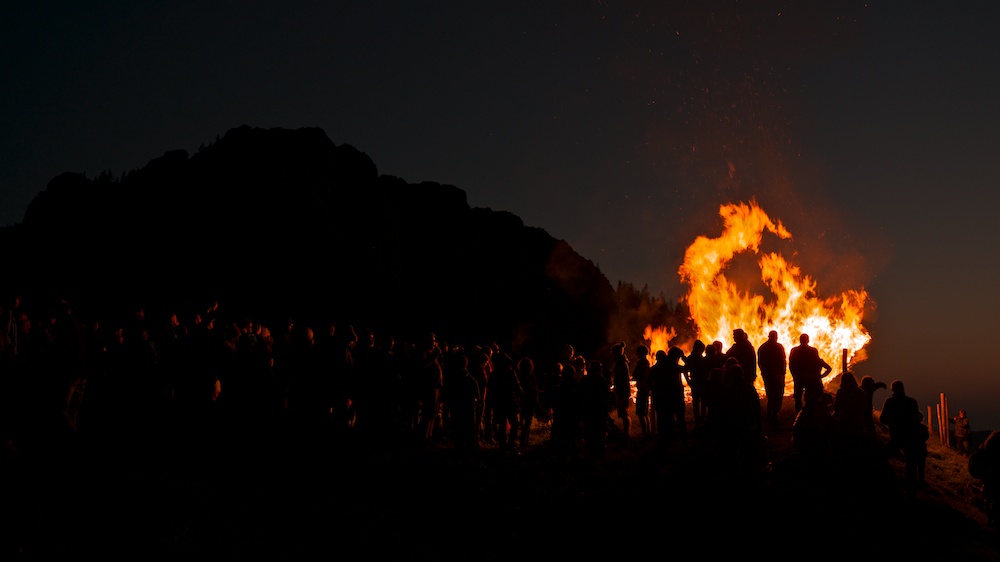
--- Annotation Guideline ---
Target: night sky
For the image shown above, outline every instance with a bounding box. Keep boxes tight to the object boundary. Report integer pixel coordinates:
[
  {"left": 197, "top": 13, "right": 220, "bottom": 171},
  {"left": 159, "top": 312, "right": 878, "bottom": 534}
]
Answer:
[{"left": 4, "top": 1, "right": 1000, "bottom": 429}]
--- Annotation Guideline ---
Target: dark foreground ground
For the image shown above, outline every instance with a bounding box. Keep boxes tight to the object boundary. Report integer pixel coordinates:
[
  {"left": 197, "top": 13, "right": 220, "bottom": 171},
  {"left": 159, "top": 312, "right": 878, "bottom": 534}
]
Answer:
[{"left": 4, "top": 402, "right": 999, "bottom": 561}]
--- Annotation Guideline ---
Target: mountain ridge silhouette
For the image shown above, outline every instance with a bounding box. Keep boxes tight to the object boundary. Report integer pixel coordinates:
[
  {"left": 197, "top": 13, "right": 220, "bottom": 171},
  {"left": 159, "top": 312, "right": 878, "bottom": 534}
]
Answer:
[{"left": 1, "top": 125, "right": 615, "bottom": 358}]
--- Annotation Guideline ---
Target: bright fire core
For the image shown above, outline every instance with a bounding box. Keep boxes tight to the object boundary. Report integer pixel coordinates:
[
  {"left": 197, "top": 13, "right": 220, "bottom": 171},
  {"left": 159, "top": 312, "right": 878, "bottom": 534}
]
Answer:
[{"left": 646, "top": 200, "right": 872, "bottom": 394}]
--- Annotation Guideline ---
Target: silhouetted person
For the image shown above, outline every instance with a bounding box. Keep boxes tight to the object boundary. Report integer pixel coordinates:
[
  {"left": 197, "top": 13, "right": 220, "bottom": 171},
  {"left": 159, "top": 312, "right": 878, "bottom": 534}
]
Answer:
[
  {"left": 727, "top": 329, "right": 763, "bottom": 440},
  {"left": 542, "top": 362, "right": 563, "bottom": 440},
  {"left": 537, "top": 357, "right": 560, "bottom": 427},
  {"left": 569, "top": 354, "right": 588, "bottom": 443},
  {"left": 726, "top": 328, "right": 757, "bottom": 386},
  {"left": 212, "top": 322, "right": 246, "bottom": 447},
  {"left": 610, "top": 342, "right": 631, "bottom": 440},
  {"left": 168, "top": 314, "right": 219, "bottom": 455},
  {"left": 717, "top": 359, "right": 762, "bottom": 470},
  {"left": 832, "top": 372, "right": 869, "bottom": 462},
  {"left": 0, "top": 298, "right": 81, "bottom": 461},
  {"left": 124, "top": 305, "right": 152, "bottom": 350},
  {"left": 489, "top": 352, "right": 523, "bottom": 453},
  {"left": 157, "top": 309, "right": 187, "bottom": 385},
  {"left": 284, "top": 325, "right": 327, "bottom": 441},
  {"left": 757, "top": 330, "right": 786, "bottom": 427},
  {"left": 859, "top": 375, "right": 887, "bottom": 437},
  {"left": 792, "top": 391, "right": 834, "bottom": 465},
  {"left": 446, "top": 351, "right": 480, "bottom": 453},
  {"left": 350, "top": 327, "right": 379, "bottom": 440},
  {"left": 74, "top": 317, "right": 116, "bottom": 452},
  {"left": 223, "top": 317, "right": 278, "bottom": 448},
  {"left": 270, "top": 317, "right": 296, "bottom": 407},
  {"left": 440, "top": 346, "right": 466, "bottom": 439},
  {"left": 581, "top": 359, "right": 610, "bottom": 460},
  {"left": 952, "top": 409, "right": 972, "bottom": 455},
  {"left": 551, "top": 347, "right": 582, "bottom": 455},
  {"left": 969, "top": 430, "right": 1000, "bottom": 527},
  {"left": 482, "top": 346, "right": 500, "bottom": 444},
  {"left": 703, "top": 366, "right": 724, "bottom": 434},
  {"left": 685, "top": 340, "right": 709, "bottom": 426},
  {"left": 517, "top": 356, "right": 538, "bottom": 449},
  {"left": 631, "top": 345, "right": 651, "bottom": 439},
  {"left": 470, "top": 346, "right": 491, "bottom": 445},
  {"left": 318, "top": 322, "right": 357, "bottom": 436},
  {"left": 703, "top": 342, "right": 726, "bottom": 426},
  {"left": 711, "top": 340, "right": 724, "bottom": 356},
  {"left": 1, "top": 291, "right": 23, "bottom": 361},
  {"left": 415, "top": 332, "right": 444, "bottom": 450},
  {"left": 0, "top": 295, "right": 25, "bottom": 448},
  {"left": 788, "top": 333, "right": 831, "bottom": 412},
  {"left": 649, "top": 347, "right": 687, "bottom": 447},
  {"left": 879, "top": 379, "right": 922, "bottom": 493}
]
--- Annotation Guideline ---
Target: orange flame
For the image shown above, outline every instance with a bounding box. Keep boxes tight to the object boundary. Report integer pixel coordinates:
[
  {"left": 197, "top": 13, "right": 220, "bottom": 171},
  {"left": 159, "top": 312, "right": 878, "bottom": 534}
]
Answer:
[
  {"left": 645, "top": 200, "right": 871, "bottom": 393},
  {"left": 642, "top": 325, "right": 677, "bottom": 360}
]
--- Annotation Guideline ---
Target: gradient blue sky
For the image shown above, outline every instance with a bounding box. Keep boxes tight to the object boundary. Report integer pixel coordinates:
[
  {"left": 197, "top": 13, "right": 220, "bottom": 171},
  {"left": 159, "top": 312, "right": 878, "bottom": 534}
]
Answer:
[{"left": 4, "top": 1, "right": 1000, "bottom": 429}]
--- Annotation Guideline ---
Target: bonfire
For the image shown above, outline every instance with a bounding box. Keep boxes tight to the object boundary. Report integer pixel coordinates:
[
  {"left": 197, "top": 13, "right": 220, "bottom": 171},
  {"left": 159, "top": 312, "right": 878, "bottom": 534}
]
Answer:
[{"left": 645, "top": 200, "right": 872, "bottom": 395}]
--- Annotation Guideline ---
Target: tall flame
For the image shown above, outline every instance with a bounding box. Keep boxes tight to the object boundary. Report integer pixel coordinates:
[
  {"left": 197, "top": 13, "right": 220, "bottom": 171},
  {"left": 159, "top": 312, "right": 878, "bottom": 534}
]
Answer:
[{"left": 646, "top": 200, "right": 871, "bottom": 393}]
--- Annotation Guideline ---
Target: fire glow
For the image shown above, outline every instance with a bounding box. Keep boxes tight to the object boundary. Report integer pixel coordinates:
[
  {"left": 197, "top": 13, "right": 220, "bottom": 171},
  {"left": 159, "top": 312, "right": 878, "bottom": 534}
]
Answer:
[{"left": 646, "top": 200, "right": 872, "bottom": 394}]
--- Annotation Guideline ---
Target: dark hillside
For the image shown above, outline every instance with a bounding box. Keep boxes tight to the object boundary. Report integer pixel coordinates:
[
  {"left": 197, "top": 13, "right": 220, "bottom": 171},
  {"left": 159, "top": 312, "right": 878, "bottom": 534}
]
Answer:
[{"left": 1, "top": 126, "right": 614, "bottom": 357}]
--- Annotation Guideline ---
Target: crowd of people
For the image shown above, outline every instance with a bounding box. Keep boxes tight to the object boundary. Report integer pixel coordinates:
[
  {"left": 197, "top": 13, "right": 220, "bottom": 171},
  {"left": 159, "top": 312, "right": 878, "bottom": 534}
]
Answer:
[{"left": 0, "top": 293, "right": 963, "bottom": 496}]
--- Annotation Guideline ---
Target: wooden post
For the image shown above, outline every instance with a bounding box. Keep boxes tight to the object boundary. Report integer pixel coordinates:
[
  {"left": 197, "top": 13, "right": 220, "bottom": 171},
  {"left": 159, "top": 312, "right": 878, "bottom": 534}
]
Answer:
[
  {"left": 942, "top": 393, "right": 950, "bottom": 447},
  {"left": 936, "top": 394, "right": 949, "bottom": 445},
  {"left": 936, "top": 403, "right": 944, "bottom": 442},
  {"left": 842, "top": 349, "right": 848, "bottom": 373},
  {"left": 927, "top": 405, "right": 934, "bottom": 437}
]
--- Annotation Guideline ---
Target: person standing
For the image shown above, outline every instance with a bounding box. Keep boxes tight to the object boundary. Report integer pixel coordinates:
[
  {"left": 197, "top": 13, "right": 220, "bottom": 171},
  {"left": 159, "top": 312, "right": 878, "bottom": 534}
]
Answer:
[
  {"left": 416, "top": 332, "right": 444, "bottom": 450},
  {"left": 717, "top": 359, "right": 764, "bottom": 469},
  {"left": 879, "top": 379, "right": 922, "bottom": 493},
  {"left": 610, "top": 342, "right": 631, "bottom": 441},
  {"left": 448, "top": 352, "right": 480, "bottom": 453},
  {"left": 757, "top": 330, "right": 787, "bottom": 427},
  {"left": 970, "top": 430, "right": 1000, "bottom": 528},
  {"left": 581, "top": 359, "right": 610, "bottom": 460},
  {"left": 952, "top": 409, "right": 973, "bottom": 456},
  {"left": 832, "top": 372, "right": 869, "bottom": 461},
  {"left": 788, "top": 333, "right": 832, "bottom": 412},
  {"left": 685, "top": 340, "right": 709, "bottom": 426},
  {"left": 470, "top": 346, "right": 492, "bottom": 445},
  {"left": 631, "top": 345, "right": 652, "bottom": 439},
  {"left": 727, "top": 328, "right": 761, "bottom": 440},
  {"left": 517, "top": 357, "right": 538, "bottom": 450},
  {"left": 1, "top": 292, "right": 23, "bottom": 361},
  {"left": 649, "top": 347, "right": 687, "bottom": 447},
  {"left": 726, "top": 328, "right": 757, "bottom": 385},
  {"left": 859, "top": 375, "right": 887, "bottom": 438},
  {"left": 489, "top": 352, "right": 523, "bottom": 454}
]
